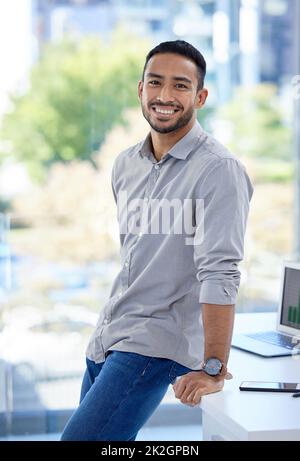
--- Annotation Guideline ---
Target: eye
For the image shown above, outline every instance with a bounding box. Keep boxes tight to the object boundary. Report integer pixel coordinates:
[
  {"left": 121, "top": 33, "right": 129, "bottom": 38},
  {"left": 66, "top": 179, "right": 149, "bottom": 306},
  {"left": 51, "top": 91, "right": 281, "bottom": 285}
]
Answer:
[
  {"left": 148, "top": 80, "right": 160, "bottom": 86},
  {"left": 175, "top": 83, "right": 188, "bottom": 89}
]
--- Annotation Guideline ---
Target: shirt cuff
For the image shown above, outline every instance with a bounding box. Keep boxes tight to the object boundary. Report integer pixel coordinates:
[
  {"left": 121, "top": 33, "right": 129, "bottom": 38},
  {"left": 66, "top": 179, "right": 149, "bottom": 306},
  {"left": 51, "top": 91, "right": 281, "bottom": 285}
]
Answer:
[{"left": 199, "top": 280, "right": 238, "bottom": 305}]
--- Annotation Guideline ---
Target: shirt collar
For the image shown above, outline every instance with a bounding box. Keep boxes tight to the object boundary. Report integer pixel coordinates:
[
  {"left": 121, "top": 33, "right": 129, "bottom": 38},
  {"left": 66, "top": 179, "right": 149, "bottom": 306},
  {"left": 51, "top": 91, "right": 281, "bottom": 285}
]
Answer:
[{"left": 138, "top": 121, "right": 203, "bottom": 162}]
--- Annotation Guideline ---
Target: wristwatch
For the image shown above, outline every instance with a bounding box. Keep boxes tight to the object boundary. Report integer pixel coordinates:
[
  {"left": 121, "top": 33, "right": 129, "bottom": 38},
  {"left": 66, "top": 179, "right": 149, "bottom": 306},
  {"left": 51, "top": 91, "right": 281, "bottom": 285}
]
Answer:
[{"left": 201, "top": 357, "right": 226, "bottom": 377}]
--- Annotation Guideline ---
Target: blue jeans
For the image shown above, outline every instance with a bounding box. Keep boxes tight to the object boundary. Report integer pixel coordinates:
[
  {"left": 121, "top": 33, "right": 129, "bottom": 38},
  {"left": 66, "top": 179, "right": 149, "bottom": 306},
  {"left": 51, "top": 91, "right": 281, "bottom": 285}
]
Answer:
[{"left": 60, "top": 350, "right": 194, "bottom": 441}]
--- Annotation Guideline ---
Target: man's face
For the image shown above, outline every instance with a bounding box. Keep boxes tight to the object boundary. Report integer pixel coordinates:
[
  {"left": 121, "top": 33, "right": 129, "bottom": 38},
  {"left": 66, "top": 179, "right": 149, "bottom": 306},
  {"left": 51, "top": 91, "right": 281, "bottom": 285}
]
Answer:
[{"left": 138, "top": 53, "right": 207, "bottom": 134}]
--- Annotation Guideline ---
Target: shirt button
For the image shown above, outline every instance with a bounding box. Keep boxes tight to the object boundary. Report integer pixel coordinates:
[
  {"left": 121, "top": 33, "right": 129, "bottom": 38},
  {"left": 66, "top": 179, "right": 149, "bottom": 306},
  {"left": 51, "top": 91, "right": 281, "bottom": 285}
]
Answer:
[
  {"left": 138, "top": 232, "right": 143, "bottom": 237},
  {"left": 154, "top": 164, "right": 160, "bottom": 170},
  {"left": 125, "top": 262, "right": 129, "bottom": 268},
  {"left": 118, "top": 291, "right": 123, "bottom": 297},
  {"left": 103, "top": 319, "right": 108, "bottom": 324}
]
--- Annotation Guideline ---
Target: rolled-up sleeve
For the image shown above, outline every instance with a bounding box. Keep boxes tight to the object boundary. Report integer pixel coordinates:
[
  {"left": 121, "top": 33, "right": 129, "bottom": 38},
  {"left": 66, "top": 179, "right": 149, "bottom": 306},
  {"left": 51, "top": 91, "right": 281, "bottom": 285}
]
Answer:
[{"left": 194, "top": 157, "right": 253, "bottom": 305}]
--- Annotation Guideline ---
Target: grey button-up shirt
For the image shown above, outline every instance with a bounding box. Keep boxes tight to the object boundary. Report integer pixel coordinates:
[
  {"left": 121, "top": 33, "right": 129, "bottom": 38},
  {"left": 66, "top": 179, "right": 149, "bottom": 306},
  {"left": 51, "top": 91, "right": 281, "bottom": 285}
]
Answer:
[{"left": 86, "top": 121, "right": 253, "bottom": 369}]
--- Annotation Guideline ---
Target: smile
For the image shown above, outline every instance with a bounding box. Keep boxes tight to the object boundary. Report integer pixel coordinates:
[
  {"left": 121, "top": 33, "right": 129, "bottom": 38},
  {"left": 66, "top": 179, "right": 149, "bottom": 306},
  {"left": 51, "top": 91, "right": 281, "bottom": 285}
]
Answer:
[{"left": 151, "top": 106, "right": 181, "bottom": 117}]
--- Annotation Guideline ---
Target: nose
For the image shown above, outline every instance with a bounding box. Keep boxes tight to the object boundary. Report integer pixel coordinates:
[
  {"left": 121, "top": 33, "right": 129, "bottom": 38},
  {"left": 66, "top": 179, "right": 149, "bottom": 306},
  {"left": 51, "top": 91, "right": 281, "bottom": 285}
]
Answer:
[{"left": 157, "top": 84, "right": 175, "bottom": 104}]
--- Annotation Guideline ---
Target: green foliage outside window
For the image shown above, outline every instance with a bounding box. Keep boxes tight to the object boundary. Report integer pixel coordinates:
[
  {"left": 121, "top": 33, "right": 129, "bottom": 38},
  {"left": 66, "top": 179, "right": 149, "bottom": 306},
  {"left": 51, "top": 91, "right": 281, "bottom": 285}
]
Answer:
[
  {"left": 218, "top": 84, "right": 292, "bottom": 160},
  {"left": 0, "top": 31, "right": 149, "bottom": 181}
]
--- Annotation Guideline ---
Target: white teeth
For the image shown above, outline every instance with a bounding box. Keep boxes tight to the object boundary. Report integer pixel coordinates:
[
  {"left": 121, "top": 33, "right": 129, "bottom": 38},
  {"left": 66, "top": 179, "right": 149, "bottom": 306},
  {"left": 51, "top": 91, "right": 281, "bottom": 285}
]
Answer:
[{"left": 154, "top": 108, "right": 176, "bottom": 115}]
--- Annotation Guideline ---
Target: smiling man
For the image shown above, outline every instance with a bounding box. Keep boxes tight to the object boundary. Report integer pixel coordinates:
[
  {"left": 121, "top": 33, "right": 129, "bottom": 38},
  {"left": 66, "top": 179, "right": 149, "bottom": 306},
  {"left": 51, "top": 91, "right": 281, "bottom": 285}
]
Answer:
[
  {"left": 139, "top": 48, "right": 207, "bottom": 158},
  {"left": 61, "top": 40, "right": 253, "bottom": 442}
]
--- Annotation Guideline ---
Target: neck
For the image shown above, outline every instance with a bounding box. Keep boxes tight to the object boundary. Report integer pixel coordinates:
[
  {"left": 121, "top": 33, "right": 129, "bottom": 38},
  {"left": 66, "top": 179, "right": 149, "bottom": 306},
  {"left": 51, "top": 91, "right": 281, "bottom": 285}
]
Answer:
[{"left": 150, "top": 117, "right": 196, "bottom": 162}]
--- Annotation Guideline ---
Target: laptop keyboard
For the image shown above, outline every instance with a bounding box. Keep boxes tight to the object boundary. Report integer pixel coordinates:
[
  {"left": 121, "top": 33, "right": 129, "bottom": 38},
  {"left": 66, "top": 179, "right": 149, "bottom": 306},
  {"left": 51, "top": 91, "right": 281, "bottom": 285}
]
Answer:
[{"left": 246, "top": 331, "right": 295, "bottom": 349}]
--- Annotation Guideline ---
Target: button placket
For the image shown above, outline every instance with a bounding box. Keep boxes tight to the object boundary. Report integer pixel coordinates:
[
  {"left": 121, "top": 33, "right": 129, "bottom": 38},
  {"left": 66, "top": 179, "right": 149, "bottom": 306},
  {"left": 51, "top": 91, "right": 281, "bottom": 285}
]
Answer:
[
  {"left": 144, "top": 163, "right": 160, "bottom": 197},
  {"left": 120, "top": 251, "right": 131, "bottom": 289},
  {"left": 124, "top": 161, "right": 162, "bottom": 288},
  {"left": 124, "top": 255, "right": 130, "bottom": 271},
  {"left": 105, "top": 288, "right": 125, "bottom": 325},
  {"left": 104, "top": 298, "right": 114, "bottom": 324}
]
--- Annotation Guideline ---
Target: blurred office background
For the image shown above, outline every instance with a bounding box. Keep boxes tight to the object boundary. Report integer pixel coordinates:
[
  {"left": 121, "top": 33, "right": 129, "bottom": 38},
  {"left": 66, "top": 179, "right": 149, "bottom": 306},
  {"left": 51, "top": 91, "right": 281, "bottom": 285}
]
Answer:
[{"left": 0, "top": 0, "right": 299, "bottom": 440}]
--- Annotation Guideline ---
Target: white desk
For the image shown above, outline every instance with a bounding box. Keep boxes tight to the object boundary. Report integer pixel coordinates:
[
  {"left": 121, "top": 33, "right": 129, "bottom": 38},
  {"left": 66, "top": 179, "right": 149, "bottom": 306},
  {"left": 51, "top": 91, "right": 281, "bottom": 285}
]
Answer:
[{"left": 201, "top": 313, "right": 300, "bottom": 441}]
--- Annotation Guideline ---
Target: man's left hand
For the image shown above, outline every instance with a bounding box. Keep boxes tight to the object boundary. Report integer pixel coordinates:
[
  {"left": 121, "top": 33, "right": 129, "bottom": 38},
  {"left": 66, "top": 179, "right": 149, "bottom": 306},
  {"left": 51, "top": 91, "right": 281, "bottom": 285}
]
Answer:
[{"left": 172, "top": 371, "right": 233, "bottom": 407}]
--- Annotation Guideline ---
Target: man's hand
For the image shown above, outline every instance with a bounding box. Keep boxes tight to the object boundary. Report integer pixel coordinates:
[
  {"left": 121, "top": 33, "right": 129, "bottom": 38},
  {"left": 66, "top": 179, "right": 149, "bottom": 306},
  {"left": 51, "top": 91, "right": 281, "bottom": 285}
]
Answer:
[{"left": 172, "top": 371, "right": 233, "bottom": 407}]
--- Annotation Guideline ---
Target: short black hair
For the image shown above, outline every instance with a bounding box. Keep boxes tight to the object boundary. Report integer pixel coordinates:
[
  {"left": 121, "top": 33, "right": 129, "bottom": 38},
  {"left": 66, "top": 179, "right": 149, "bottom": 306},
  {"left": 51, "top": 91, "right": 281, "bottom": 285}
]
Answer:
[{"left": 142, "top": 40, "right": 206, "bottom": 90}]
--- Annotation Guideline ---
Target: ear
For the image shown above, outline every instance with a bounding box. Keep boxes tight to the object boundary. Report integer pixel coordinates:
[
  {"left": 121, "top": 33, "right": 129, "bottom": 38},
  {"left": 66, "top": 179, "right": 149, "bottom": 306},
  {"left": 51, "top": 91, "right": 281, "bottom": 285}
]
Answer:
[
  {"left": 138, "top": 80, "right": 143, "bottom": 101},
  {"left": 195, "top": 88, "right": 208, "bottom": 109}
]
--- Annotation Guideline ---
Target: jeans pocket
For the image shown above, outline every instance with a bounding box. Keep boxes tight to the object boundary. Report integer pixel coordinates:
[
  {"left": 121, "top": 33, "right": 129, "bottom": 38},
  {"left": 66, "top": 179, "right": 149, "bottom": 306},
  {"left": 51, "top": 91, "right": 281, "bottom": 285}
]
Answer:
[
  {"left": 115, "top": 351, "right": 154, "bottom": 377},
  {"left": 140, "top": 357, "right": 153, "bottom": 377}
]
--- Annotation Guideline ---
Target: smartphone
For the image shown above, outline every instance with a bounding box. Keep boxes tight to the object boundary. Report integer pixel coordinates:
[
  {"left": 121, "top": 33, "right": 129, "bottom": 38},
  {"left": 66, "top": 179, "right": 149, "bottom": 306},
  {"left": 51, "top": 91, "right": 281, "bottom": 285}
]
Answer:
[{"left": 239, "top": 381, "right": 300, "bottom": 392}]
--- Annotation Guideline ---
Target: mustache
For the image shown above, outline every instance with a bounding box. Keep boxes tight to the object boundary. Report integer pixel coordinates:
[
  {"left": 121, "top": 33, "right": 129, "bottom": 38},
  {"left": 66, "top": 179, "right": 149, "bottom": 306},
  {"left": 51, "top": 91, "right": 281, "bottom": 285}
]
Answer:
[{"left": 150, "top": 102, "right": 182, "bottom": 110}]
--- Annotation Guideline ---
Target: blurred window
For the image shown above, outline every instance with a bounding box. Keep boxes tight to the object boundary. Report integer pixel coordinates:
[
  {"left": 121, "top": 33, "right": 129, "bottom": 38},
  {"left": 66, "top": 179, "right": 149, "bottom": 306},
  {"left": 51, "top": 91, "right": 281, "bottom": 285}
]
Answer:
[{"left": 0, "top": 0, "right": 298, "bottom": 440}]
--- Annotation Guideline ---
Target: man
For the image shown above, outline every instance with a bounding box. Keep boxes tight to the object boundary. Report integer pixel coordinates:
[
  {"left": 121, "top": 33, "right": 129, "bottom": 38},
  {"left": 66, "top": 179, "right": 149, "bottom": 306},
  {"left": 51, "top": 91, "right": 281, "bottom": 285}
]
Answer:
[{"left": 61, "top": 40, "right": 253, "bottom": 441}]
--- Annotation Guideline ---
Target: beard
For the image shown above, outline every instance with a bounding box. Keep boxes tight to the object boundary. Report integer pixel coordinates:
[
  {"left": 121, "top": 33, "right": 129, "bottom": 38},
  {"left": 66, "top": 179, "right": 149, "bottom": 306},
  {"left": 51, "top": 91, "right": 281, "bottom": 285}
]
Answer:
[{"left": 141, "top": 103, "right": 194, "bottom": 134}]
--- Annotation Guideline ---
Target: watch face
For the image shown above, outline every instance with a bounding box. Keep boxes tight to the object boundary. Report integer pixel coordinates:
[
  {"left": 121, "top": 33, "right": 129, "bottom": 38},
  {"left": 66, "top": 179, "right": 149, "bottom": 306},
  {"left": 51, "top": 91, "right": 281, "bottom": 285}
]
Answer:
[{"left": 204, "top": 358, "right": 222, "bottom": 376}]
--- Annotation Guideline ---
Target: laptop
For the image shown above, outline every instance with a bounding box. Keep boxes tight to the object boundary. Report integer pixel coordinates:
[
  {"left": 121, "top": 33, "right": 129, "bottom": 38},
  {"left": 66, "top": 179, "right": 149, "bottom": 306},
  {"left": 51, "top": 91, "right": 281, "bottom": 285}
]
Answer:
[{"left": 231, "top": 262, "right": 300, "bottom": 357}]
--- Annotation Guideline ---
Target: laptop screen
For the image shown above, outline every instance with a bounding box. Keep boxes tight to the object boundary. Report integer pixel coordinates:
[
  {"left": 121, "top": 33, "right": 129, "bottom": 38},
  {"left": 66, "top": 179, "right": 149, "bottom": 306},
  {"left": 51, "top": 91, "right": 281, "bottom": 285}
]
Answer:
[{"left": 280, "top": 267, "right": 300, "bottom": 330}]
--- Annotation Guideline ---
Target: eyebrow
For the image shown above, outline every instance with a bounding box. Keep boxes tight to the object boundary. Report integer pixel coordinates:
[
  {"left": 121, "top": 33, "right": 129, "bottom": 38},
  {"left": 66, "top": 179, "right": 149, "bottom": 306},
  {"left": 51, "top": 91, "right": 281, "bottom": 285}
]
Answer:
[{"left": 146, "top": 72, "right": 192, "bottom": 85}]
